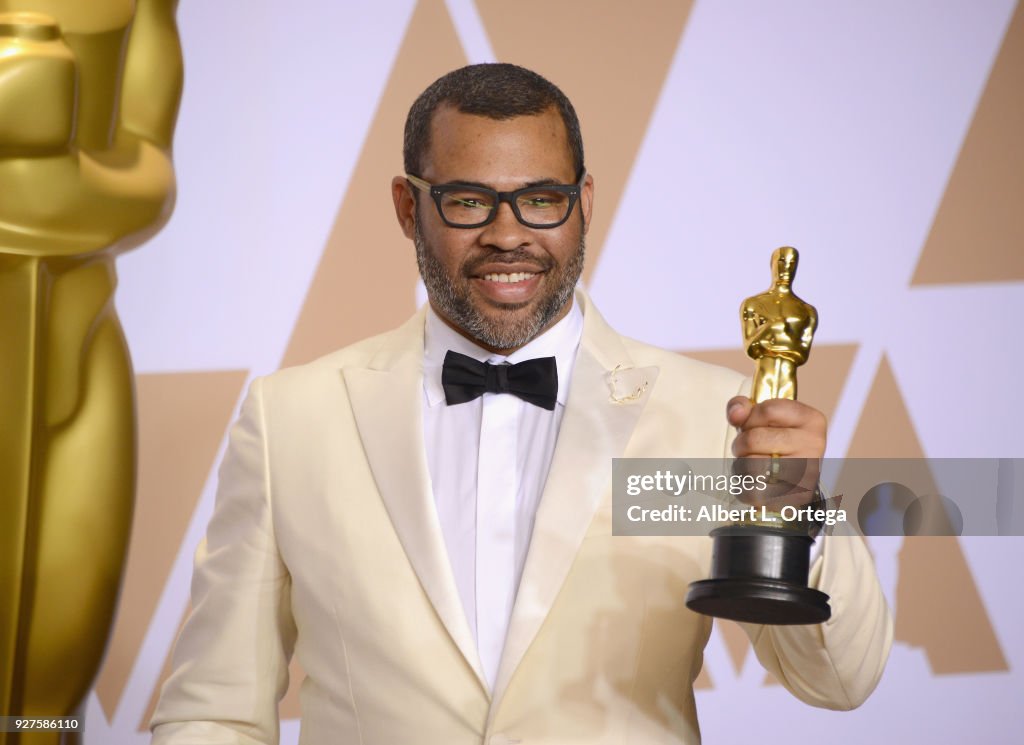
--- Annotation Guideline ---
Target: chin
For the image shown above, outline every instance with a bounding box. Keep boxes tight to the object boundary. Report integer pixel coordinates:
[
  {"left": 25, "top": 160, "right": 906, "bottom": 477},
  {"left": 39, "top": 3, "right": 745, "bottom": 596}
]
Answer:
[{"left": 474, "top": 297, "right": 536, "bottom": 314}]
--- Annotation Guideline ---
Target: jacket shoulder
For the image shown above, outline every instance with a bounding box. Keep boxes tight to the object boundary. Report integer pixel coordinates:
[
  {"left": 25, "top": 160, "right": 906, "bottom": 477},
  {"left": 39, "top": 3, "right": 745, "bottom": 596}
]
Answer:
[
  {"left": 621, "top": 335, "right": 748, "bottom": 398},
  {"left": 257, "top": 312, "right": 423, "bottom": 394}
]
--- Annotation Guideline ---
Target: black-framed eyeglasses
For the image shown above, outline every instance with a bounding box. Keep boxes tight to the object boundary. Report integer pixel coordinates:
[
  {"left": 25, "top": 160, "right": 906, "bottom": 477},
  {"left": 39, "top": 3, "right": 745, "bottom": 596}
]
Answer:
[{"left": 405, "top": 171, "right": 586, "bottom": 229}]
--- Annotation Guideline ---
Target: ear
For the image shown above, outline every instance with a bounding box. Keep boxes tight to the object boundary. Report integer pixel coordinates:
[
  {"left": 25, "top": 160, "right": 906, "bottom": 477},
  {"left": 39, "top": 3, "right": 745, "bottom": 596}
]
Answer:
[
  {"left": 392, "top": 176, "right": 417, "bottom": 240},
  {"left": 580, "top": 172, "right": 594, "bottom": 234}
]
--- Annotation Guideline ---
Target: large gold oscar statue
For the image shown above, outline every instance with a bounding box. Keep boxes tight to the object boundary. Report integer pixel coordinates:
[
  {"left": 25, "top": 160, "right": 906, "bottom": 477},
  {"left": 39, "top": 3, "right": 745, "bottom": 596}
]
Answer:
[{"left": 0, "top": 2, "right": 182, "bottom": 742}]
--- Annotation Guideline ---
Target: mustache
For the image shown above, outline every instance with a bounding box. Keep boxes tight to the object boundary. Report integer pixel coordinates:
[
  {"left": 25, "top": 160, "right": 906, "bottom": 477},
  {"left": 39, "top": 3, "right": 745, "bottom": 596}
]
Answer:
[{"left": 463, "top": 249, "right": 553, "bottom": 274}]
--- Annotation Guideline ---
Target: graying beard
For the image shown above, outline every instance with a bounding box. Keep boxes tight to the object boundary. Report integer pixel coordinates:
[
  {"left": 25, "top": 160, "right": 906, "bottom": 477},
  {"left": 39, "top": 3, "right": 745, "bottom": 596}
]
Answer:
[{"left": 414, "top": 224, "right": 584, "bottom": 350}]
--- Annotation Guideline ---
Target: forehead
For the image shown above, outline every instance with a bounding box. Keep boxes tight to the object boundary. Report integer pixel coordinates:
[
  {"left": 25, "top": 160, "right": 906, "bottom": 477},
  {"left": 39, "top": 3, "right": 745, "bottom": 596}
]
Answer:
[{"left": 423, "top": 106, "right": 574, "bottom": 184}]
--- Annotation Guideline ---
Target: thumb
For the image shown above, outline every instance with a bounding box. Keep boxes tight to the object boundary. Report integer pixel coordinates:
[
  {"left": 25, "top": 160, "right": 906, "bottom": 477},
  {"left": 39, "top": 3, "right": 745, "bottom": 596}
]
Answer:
[{"left": 726, "top": 396, "right": 753, "bottom": 428}]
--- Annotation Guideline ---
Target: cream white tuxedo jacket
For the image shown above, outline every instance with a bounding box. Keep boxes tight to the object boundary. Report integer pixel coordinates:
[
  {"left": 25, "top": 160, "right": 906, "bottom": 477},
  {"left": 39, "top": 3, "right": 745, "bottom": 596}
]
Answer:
[{"left": 151, "top": 291, "right": 892, "bottom": 745}]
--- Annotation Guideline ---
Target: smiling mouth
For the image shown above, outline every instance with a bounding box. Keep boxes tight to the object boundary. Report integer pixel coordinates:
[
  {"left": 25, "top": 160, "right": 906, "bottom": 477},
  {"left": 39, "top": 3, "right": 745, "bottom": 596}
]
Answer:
[{"left": 481, "top": 271, "right": 538, "bottom": 283}]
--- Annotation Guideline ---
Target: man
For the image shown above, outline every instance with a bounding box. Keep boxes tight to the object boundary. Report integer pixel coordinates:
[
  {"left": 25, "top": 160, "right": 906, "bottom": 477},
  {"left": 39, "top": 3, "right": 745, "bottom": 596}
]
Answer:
[{"left": 152, "top": 64, "right": 891, "bottom": 745}]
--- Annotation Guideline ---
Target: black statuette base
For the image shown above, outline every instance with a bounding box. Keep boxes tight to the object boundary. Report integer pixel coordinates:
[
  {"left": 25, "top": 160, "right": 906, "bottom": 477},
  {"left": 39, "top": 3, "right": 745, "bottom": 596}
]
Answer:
[{"left": 685, "top": 525, "right": 831, "bottom": 625}]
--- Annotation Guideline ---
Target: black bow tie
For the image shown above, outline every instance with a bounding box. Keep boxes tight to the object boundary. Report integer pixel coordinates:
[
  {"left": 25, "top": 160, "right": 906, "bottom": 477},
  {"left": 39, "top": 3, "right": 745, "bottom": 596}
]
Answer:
[{"left": 441, "top": 350, "right": 558, "bottom": 410}]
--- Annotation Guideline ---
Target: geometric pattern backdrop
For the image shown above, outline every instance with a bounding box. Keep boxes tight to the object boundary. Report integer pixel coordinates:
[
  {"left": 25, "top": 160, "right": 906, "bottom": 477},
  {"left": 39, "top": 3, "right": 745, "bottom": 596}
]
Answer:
[{"left": 85, "top": 1, "right": 1022, "bottom": 741}]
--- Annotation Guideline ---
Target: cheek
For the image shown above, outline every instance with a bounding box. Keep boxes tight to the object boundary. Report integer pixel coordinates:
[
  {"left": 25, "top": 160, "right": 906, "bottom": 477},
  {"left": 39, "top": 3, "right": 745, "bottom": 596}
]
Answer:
[
  {"left": 422, "top": 227, "right": 475, "bottom": 274},
  {"left": 548, "top": 228, "right": 584, "bottom": 265}
]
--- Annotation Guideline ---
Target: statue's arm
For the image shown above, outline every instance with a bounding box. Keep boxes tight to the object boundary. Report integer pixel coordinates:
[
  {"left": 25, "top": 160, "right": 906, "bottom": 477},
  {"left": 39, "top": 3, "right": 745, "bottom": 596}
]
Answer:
[{"left": 117, "top": 0, "right": 183, "bottom": 149}]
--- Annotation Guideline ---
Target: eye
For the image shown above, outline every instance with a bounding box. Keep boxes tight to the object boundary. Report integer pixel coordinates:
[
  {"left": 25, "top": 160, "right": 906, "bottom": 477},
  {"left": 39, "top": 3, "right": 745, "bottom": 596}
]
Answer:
[
  {"left": 519, "top": 191, "right": 567, "bottom": 209},
  {"left": 454, "top": 197, "right": 490, "bottom": 209},
  {"left": 443, "top": 191, "right": 493, "bottom": 211}
]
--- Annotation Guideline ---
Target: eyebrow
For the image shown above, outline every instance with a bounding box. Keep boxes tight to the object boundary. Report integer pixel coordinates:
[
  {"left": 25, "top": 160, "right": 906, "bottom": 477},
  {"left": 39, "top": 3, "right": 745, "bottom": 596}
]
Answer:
[{"left": 441, "top": 177, "right": 564, "bottom": 190}]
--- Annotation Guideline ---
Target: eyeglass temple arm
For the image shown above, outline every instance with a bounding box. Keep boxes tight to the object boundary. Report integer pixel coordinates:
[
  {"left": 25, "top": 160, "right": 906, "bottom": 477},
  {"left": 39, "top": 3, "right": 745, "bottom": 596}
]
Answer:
[{"left": 405, "top": 173, "right": 432, "bottom": 193}]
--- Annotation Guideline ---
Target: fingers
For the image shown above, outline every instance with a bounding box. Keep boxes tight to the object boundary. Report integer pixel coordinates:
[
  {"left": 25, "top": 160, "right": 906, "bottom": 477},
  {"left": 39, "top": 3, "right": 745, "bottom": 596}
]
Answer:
[
  {"left": 734, "top": 397, "right": 824, "bottom": 429},
  {"left": 732, "top": 425, "right": 823, "bottom": 457},
  {"left": 728, "top": 397, "right": 827, "bottom": 459}
]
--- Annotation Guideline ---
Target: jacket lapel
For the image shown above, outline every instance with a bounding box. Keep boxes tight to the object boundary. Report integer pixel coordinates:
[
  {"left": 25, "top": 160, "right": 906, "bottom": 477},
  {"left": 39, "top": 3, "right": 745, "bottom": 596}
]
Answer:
[
  {"left": 489, "top": 292, "right": 660, "bottom": 710},
  {"left": 343, "top": 310, "right": 488, "bottom": 694}
]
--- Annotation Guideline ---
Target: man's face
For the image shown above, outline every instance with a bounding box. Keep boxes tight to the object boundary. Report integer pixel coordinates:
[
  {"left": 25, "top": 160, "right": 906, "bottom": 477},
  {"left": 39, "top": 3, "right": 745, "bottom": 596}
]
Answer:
[{"left": 394, "top": 105, "right": 593, "bottom": 353}]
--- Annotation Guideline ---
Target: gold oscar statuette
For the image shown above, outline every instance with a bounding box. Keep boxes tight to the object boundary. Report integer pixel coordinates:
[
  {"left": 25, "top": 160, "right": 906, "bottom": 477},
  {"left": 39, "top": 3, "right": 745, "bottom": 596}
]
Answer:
[
  {"left": 0, "top": 2, "right": 183, "bottom": 742},
  {"left": 685, "top": 247, "right": 831, "bottom": 625}
]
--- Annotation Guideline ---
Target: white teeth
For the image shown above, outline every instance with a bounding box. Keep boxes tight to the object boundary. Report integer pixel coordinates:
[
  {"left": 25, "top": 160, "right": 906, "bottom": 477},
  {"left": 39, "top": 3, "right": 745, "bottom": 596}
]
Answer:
[{"left": 483, "top": 272, "right": 535, "bottom": 283}]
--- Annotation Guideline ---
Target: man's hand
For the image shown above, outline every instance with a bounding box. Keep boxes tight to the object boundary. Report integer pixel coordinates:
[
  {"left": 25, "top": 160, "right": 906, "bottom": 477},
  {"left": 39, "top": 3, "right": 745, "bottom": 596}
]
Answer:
[
  {"left": 727, "top": 396, "right": 826, "bottom": 459},
  {"left": 727, "top": 396, "right": 827, "bottom": 509}
]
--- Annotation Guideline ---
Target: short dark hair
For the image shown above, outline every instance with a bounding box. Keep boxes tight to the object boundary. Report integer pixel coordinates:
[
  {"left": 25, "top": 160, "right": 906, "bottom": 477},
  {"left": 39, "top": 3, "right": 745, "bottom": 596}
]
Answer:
[{"left": 403, "top": 63, "right": 584, "bottom": 179}]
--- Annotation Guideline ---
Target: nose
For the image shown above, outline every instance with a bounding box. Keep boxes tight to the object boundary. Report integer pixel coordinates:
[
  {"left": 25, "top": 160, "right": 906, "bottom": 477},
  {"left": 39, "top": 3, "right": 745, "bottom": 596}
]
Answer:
[{"left": 478, "top": 200, "right": 531, "bottom": 251}]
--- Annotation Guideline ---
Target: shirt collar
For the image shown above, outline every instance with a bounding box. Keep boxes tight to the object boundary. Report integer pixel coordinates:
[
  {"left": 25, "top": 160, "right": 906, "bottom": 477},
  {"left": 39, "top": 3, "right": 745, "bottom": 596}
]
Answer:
[{"left": 423, "top": 297, "right": 584, "bottom": 408}]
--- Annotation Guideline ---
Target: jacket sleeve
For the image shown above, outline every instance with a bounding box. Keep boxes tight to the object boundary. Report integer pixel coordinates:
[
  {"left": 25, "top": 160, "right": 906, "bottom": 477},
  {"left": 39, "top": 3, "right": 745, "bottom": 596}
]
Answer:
[
  {"left": 722, "top": 378, "right": 893, "bottom": 710},
  {"left": 742, "top": 528, "right": 894, "bottom": 709},
  {"left": 150, "top": 377, "right": 297, "bottom": 744}
]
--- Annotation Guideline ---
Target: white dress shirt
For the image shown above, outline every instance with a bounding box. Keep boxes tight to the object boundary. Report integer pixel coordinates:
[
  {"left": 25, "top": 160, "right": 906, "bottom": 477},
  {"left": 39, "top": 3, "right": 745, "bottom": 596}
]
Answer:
[{"left": 422, "top": 300, "right": 584, "bottom": 691}]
